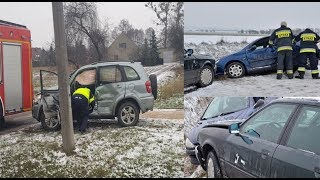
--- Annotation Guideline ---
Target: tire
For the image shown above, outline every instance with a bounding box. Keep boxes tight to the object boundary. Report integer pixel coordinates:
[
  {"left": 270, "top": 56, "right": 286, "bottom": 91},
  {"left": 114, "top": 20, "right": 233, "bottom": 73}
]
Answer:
[
  {"left": 40, "top": 109, "right": 61, "bottom": 131},
  {"left": 206, "top": 151, "right": 222, "bottom": 178},
  {"left": 0, "top": 108, "right": 4, "bottom": 130},
  {"left": 226, "top": 62, "right": 245, "bottom": 78},
  {"left": 117, "top": 102, "right": 140, "bottom": 127},
  {"left": 197, "top": 65, "right": 214, "bottom": 87},
  {"left": 149, "top": 74, "right": 158, "bottom": 100}
]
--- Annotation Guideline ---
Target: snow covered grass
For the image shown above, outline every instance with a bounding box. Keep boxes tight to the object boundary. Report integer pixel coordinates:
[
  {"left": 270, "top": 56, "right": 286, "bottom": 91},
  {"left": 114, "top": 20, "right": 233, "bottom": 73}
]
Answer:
[
  {"left": 0, "top": 118, "right": 184, "bottom": 178},
  {"left": 185, "top": 36, "right": 320, "bottom": 97},
  {"left": 184, "top": 35, "right": 263, "bottom": 45},
  {"left": 154, "top": 65, "right": 184, "bottom": 109}
]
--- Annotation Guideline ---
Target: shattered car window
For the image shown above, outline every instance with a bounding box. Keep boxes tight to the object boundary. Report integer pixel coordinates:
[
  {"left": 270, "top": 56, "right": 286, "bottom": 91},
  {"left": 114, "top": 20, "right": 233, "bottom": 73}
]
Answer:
[{"left": 75, "top": 69, "right": 96, "bottom": 85}]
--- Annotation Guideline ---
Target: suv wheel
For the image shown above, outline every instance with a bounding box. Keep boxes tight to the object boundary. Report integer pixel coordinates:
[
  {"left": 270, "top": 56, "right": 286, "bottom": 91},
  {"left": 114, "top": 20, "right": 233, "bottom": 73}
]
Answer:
[
  {"left": 197, "top": 65, "right": 214, "bottom": 87},
  {"left": 40, "top": 110, "right": 61, "bottom": 131},
  {"left": 226, "top": 62, "right": 245, "bottom": 78},
  {"left": 206, "top": 151, "right": 222, "bottom": 178},
  {"left": 117, "top": 102, "right": 139, "bottom": 127}
]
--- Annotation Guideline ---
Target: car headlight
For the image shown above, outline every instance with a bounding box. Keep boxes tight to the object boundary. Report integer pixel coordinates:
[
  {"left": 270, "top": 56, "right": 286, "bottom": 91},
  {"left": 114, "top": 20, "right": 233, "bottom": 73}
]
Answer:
[{"left": 185, "top": 138, "right": 195, "bottom": 149}]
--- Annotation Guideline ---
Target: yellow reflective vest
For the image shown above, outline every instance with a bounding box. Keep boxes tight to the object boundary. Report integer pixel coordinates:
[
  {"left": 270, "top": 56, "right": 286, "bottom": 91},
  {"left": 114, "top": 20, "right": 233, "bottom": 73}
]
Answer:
[{"left": 73, "top": 87, "right": 95, "bottom": 104}]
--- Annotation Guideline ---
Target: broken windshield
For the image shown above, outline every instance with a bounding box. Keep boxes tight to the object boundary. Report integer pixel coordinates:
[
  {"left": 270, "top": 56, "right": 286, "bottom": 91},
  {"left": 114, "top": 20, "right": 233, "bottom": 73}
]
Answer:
[{"left": 202, "top": 97, "right": 249, "bottom": 120}]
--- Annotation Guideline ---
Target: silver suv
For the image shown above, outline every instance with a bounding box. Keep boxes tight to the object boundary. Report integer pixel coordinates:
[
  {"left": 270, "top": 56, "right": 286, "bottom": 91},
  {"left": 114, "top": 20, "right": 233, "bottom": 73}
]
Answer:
[{"left": 32, "top": 61, "right": 157, "bottom": 131}]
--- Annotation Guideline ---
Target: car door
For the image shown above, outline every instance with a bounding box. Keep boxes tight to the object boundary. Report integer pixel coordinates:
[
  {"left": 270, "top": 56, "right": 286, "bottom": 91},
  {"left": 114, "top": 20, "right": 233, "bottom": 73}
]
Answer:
[
  {"left": 246, "top": 38, "right": 277, "bottom": 69},
  {"left": 95, "top": 65, "right": 125, "bottom": 116},
  {"left": 270, "top": 105, "right": 320, "bottom": 178},
  {"left": 223, "top": 103, "right": 297, "bottom": 178},
  {"left": 184, "top": 56, "right": 199, "bottom": 86}
]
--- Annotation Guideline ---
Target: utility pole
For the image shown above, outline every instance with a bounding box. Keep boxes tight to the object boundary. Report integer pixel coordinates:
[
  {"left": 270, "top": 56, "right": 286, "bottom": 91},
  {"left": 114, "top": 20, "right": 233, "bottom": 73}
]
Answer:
[{"left": 52, "top": 2, "right": 75, "bottom": 153}]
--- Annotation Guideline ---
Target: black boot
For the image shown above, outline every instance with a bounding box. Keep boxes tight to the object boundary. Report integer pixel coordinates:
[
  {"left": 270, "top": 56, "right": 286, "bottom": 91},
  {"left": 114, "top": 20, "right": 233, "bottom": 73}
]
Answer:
[
  {"left": 295, "top": 71, "right": 305, "bottom": 79},
  {"left": 312, "top": 73, "right": 320, "bottom": 79},
  {"left": 287, "top": 74, "right": 293, "bottom": 79},
  {"left": 276, "top": 74, "right": 282, "bottom": 80}
]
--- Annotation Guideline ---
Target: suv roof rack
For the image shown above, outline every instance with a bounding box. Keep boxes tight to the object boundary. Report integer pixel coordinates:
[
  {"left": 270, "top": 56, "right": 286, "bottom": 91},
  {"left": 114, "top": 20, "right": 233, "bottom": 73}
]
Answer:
[{"left": 0, "top": 20, "right": 27, "bottom": 28}]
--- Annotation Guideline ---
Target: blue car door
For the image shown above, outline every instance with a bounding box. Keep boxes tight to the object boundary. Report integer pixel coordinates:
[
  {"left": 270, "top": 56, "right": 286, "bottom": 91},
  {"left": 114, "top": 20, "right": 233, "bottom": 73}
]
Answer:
[{"left": 246, "top": 46, "right": 277, "bottom": 69}]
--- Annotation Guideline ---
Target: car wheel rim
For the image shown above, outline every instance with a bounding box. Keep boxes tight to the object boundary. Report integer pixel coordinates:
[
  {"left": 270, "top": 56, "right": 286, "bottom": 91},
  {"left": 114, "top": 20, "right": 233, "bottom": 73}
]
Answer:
[
  {"left": 45, "top": 117, "right": 59, "bottom": 128},
  {"left": 121, "top": 106, "right": 135, "bottom": 124},
  {"left": 229, "top": 64, "right": 243, "bottom": 77},
  {"left": 201, "top": 68, "right": 212, "bottom": 85},
  {"left": 207, "top": 157, "right": 215, "bottom": 178}
]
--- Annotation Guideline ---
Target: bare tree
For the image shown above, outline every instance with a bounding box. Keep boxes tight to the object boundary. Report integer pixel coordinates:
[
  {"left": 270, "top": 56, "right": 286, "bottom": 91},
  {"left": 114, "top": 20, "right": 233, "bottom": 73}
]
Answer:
[
  {"left": 111, "top": 19, "right": 145, "bottom": 45},
  {"left": 145, "top": 2, "right": 174, "bottom": 48},
  {"left": 64, "top": 2, "right": 107, "bottom": 61}
]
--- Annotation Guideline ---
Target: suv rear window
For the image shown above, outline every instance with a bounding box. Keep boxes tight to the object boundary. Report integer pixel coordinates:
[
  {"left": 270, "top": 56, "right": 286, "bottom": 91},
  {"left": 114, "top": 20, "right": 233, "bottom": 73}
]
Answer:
[{"left": 123, "top": 66, "right": 140, "bottom": 81}]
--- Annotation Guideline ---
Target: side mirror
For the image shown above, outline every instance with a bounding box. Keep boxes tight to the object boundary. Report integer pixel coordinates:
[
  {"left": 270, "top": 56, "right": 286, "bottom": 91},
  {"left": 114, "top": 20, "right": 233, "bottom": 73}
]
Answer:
[
  {"left": 254, "top": 99, "right": 265, "bottom": 109},
  {"left": 187, "top": 49, "right": 194, "bottom": 56},
  {"left": 229, "top": 123, "right": 240, "bottom": 134}
]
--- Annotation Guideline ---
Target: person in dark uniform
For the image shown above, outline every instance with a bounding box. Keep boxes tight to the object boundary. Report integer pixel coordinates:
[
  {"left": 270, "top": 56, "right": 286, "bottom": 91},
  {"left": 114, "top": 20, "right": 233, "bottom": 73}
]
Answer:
[
  {"left": 71, "top": 82, "right": 95, "bottom": 133},
  {"left": 294, "top": 28, "right": 320, "bottom": 79},
  {"left": 269, "top": 21, "right": 295, "bottom": 79}
]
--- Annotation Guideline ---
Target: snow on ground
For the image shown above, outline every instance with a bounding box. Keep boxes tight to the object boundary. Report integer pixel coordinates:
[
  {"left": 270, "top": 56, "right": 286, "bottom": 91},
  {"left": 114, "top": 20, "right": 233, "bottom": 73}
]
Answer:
[
  {"left": 0, "top": 118, "right": 184, "bottom": 178},
  {"left": 144, "top": 63, "right": 182, "bottom": 85},
  {"left": 185, "top": 36, "right": 320, "bottom": 97},
  {"left": 185, "top": 67, "right": 320, "bottom": 97},
  {"left": 184, "top": 35, "right": 263, "bottom": 46}
]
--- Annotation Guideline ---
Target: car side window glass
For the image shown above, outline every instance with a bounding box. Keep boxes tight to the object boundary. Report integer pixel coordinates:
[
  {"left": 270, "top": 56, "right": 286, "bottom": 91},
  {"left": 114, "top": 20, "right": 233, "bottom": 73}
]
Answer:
[
  {"left": 99, "top": 66, "right": 122, "bottom": 84},
  {"left": 74, "top": 69, "right": 96, "bottom": 86},
  {"left": 123, "top": 66, "right": 140, "bottom": 81},
  {"left": 287, "top": 106, "right": 320, "bottom": 155},
  {"left": 240, "top": 103, "right": 296, "bottom": 143}
]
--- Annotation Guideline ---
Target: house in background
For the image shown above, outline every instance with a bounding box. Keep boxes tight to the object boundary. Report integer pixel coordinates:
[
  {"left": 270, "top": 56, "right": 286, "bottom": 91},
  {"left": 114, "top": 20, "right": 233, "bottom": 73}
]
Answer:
[
  {"left": 159, "top": 47, "right": 178, "bottom": 63},
  {"left": 32, "top": 47, "right": 42, "bottom": 62},
  {"left": 106, "top": 33, "right": 139, "bottom": 62}
]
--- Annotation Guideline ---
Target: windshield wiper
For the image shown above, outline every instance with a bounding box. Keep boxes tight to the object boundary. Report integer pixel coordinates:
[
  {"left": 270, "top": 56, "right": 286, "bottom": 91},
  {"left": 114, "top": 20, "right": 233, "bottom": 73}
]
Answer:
[{"left": 203, "top": 111, "right": 237, "bottom": 120}]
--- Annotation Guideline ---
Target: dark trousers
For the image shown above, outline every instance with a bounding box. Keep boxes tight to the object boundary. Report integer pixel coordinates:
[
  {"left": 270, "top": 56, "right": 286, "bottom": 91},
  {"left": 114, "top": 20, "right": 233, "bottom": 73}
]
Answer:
[
  {"left": 71, "top": 94, "right": 89, "bottom": 131},
  {"left": 299, "top": 52, "right": 318, "bottom": 72},
  {"left": 277, "top": 50, "right": 293, "bottom": 74}
]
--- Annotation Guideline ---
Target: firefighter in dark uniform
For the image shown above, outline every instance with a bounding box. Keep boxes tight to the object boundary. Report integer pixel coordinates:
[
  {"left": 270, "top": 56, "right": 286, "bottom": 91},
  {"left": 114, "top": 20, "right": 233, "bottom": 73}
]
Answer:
[
  {"left": 294, "top": 28, "right": 320, "bottom": 79},
  {"left": 71, "top": 82, "right": 95, "bottom": 133},
  {"left": 269, "top": 21, "right": 294, "bottom": 79}
]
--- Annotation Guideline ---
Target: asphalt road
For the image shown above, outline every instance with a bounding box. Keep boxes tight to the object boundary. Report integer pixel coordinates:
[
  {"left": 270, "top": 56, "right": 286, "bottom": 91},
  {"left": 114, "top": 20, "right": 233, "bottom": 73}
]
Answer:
[{"left": 0, "top": 112, "right": 39, "bottom": 136}]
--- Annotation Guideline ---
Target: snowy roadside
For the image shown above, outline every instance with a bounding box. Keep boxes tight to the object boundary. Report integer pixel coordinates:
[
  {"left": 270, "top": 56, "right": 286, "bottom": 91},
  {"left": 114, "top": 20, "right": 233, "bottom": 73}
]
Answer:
[
  {"left": 0, "top": 118, "right": 184, "bottom": 178},
  {"left": 183, "top": 97, "right": 213, "bottom": 178},
  {"left": 185, "top": 70, "right": 320, "bottom": 97}
]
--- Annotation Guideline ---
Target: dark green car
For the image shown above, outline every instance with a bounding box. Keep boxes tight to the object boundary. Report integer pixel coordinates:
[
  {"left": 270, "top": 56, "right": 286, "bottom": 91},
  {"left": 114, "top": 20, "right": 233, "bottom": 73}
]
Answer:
[{"left": 196, "top": 98, "right": 320, "bottom": 178}]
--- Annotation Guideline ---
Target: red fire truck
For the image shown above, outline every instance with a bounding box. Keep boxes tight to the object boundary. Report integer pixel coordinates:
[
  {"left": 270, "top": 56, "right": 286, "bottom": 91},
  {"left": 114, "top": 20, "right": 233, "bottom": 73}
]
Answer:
[{"left": 0, "top": 20, "right": 33, "bottom": 129}]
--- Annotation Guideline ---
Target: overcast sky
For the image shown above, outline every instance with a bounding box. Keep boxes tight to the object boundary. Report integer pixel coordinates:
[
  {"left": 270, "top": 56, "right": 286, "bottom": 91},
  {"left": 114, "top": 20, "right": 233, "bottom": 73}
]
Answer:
[
  {"left": 0, "top": 2, "right": 159, "bottom": 48},
  {"left": 185, "top": 2, "right": 320, "bottom": 30}
]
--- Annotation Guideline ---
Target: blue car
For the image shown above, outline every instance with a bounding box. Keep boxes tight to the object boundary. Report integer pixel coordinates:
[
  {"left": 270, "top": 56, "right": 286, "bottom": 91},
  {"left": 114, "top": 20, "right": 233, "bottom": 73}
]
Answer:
[
  {"left": 215, "top": 36, "right": 306, "bottom": 78},
  {"left": 185, "top": 96, "right": 277, "bottom": 164}
]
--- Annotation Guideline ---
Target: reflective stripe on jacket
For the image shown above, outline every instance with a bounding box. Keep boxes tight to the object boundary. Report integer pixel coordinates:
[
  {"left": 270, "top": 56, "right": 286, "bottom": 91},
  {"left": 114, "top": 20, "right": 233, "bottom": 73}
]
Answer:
[
  {"left": 269, "top": 25, "right": 294, "bottom": 52},
  {"left": 294, "top": 29, "right": 320, "bottom": 53},
  {"left": 73, "top": 87, "right": 95, "bottom": 104}
]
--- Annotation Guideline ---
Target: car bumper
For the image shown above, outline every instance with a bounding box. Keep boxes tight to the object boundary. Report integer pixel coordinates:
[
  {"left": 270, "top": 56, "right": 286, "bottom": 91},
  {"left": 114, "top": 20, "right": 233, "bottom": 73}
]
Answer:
[
  {"left": 195, "top": 145, "right": 206, "bottom": 170},
  {"left": 215, "top": 65, "right": 224, "bottom": 75},
  {"left": 186, "top": 147, "right": 200, "bottom": 165},
  {"left": 32, "top": 103, "right": 40, "bottom": 121},
  {"left": 140, "top": 96, "right": 154, "bottom": 113}
]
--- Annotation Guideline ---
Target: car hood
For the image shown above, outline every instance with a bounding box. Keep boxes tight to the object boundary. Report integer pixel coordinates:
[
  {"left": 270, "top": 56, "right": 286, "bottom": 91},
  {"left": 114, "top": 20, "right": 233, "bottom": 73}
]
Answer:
[
  {"left": 187, "top": 118, "right": 245, "bottom": 144},
  {"left": 190, "top": 53, "right": 214, "bottom": 60},
  {"left": 203, "top": 119, "right": 243, "bottom": 128}
]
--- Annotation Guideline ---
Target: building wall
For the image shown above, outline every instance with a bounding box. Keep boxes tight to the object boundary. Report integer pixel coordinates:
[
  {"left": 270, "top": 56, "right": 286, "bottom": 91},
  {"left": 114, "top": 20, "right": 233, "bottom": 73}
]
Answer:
[
  {"left": 159, "top": 48, "right": 178, "bottom": 63},
  {"left": 107, "top": 33, "right": 139, "bottom": 62}
]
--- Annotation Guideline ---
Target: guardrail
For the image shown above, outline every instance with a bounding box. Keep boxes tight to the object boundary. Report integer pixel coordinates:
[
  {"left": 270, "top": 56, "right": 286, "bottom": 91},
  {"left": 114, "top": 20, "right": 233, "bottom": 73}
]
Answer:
[{"left": 184, "top": 31, "right": 269, "bottom": 37}]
